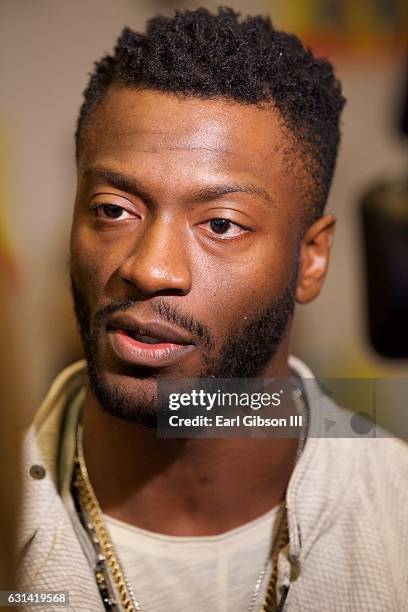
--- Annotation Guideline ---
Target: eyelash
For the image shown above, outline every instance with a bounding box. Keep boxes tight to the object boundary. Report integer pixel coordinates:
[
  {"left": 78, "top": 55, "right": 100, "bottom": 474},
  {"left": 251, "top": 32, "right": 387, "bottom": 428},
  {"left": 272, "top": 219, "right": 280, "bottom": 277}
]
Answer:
[
  {"left": 89, "top": 203, "right": 135, "bottom": 220},
  {"left": 89, "top": 204, "right": 250, "bottom": 239},
  {"left": 205, "top": 218, "right": 248, "bottom": 239}
]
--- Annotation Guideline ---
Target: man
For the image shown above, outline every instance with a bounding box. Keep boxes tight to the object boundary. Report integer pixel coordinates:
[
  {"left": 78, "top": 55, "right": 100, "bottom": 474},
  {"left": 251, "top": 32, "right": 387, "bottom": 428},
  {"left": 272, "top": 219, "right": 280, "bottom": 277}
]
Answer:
[{"left": 18, "top": 7, "right": 408, "bottom": 612}]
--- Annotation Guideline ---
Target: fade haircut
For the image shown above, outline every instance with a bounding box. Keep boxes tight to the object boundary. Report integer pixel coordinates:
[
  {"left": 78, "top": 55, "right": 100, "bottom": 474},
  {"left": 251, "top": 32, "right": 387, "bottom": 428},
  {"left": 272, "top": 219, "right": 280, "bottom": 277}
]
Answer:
[{"left": 75, "top": 7, "right": 346, "bottom": 225}]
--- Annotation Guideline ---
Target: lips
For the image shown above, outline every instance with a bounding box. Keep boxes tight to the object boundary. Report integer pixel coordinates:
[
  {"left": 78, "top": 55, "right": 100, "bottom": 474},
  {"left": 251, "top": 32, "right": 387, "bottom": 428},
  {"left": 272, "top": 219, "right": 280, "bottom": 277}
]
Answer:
[{"left": 106, "top": 312, "right": 196, "bottom": 368}]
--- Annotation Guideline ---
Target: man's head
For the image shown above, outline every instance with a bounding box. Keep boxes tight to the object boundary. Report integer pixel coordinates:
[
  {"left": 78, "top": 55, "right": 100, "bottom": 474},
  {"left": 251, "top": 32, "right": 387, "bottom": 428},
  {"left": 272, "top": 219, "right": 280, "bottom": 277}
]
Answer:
[{"left": 70, "top": 7, "right": 345, "bottom": 424}]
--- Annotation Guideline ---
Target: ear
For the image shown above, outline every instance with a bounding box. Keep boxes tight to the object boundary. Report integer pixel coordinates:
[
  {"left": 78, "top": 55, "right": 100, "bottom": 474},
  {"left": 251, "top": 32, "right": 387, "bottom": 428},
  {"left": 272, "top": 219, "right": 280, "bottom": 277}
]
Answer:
[{"left": 296, "top": 214, "right": 336, "bottom": 304}]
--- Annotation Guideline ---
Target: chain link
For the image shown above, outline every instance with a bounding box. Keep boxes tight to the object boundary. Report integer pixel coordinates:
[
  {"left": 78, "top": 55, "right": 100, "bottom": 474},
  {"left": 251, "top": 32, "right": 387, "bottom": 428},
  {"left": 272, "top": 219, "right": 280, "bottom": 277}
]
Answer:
[{"left": 74, "top": 425, "right": 142, "bottom": 611}]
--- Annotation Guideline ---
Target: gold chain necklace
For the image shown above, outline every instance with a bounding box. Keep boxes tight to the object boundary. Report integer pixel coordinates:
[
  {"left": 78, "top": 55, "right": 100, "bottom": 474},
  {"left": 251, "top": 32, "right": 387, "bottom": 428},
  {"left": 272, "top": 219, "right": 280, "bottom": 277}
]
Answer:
[
  {"left": 73, "top": 386, "right": 308, "bottom": 612},
  {"left": 74, "top": 424, "right": 141, "bottom": 611}
]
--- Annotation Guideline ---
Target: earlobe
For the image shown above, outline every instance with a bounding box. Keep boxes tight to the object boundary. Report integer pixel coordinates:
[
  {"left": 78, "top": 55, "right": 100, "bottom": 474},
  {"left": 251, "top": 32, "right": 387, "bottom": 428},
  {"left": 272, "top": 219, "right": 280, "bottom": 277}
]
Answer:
[{"left": 295, "top": 214, "right": 336, "bottom": 304}]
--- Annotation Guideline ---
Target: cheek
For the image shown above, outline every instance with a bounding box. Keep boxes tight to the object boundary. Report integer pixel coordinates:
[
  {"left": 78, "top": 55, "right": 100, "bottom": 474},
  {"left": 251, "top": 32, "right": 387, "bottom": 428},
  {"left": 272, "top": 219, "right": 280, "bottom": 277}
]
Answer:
[
  {"left": 197, "top": 240, "right": 297, "bottom": 338},
  {"left": 70, "top": 225, "right": 111, "bottom": 308}
]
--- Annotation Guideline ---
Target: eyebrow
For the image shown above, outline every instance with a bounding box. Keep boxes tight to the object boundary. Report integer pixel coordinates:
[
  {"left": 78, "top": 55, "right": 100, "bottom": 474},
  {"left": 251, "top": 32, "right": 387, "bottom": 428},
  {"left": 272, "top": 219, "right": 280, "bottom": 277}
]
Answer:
[
  {"left": 83, "top": 167, "right": 156, "bottom": 207},
  {"left": 83, "top": 166, "right": 274, "bottom": 208}
]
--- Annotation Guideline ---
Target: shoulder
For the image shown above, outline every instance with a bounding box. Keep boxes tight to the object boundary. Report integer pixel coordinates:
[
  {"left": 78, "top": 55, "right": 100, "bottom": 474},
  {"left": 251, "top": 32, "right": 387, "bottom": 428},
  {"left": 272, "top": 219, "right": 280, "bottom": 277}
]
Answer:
[
  {"left": 287, "top": 355, "right": 408, "bottom": 545},
  {"left": 309, "top": 401, "right": 408, "bottom": 503},
  {"left": 346, "top": 434, "right": 408, "bottom": 504}
]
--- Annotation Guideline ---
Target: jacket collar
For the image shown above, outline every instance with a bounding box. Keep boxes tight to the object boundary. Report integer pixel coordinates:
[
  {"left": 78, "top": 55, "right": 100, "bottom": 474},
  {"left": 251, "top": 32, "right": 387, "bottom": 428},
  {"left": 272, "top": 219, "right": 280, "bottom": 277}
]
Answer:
[
  {"left": 18, "top": 361, "right": 87, "bottom": 553},
  {"left": 286, "top": 356, "right": 354, "bottom": 569},
  {"left": 18, "top": 362, "right": 103, "bottom": 608}
]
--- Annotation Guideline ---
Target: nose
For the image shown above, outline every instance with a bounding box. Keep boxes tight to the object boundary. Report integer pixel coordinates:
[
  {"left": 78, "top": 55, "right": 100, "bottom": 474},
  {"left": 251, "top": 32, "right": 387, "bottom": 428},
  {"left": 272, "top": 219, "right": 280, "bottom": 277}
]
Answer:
[{"left": 118, "top": 216, "right": 192, "bottom": 296}]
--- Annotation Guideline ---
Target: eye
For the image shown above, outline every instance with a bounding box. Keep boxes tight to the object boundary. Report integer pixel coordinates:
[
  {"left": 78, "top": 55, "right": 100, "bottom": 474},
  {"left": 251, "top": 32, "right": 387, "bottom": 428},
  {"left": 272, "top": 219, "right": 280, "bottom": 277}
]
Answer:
[
  {"left": 205, "top": 218, "right": 248, "bottom": 239},
  {"left": 91, "top": 204, "right": 135, "bottom": 221}
]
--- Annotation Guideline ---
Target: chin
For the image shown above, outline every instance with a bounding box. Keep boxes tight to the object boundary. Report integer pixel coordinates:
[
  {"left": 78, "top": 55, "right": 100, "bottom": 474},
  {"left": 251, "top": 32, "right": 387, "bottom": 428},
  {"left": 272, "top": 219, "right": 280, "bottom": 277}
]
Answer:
[{"left": 87, "top": 365, "right": 160, "bottom": 427}]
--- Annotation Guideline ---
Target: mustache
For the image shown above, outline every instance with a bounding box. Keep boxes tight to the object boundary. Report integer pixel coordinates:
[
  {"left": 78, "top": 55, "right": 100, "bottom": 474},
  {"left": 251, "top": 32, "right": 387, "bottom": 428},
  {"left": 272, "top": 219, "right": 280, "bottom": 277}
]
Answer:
[{"left": 89, "top": 296, "right": 214, "bottom": 349}]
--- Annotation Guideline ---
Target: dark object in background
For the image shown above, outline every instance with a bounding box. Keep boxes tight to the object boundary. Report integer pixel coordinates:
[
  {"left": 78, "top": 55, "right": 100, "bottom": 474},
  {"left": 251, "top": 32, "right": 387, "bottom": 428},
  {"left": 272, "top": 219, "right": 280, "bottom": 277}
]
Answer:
[
  {"left": 399, "top": 55, "right": 408, "bottom": 137},
  {"left": 360, "top": 178, "right": 408, "bottom": 358}
]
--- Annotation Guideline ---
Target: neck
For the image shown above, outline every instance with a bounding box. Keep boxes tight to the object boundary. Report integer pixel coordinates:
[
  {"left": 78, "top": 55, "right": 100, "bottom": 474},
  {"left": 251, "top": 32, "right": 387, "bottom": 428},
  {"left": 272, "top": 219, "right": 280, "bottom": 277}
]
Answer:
[{"left": 82, "top": 353, "right": 298, "bottom": 536}]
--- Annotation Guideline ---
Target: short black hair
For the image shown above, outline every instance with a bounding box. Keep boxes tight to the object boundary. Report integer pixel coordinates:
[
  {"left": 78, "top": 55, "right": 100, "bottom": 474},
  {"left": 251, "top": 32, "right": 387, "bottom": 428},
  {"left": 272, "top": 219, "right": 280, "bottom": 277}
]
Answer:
[{"left": 76, "top": 7, "right": 345, "bottom": 224}]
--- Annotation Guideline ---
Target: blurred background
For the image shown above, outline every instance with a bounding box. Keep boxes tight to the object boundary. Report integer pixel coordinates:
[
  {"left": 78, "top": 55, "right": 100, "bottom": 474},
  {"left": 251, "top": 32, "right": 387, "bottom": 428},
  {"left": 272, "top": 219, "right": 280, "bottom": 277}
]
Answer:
[{"left": 0, "top": 0, "right": 407, "bottom": 429}]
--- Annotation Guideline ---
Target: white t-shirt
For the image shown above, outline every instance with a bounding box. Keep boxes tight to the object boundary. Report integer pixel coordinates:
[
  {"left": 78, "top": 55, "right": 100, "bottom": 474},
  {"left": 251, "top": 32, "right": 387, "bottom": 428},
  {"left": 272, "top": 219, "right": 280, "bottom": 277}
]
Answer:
[{"left": 105, "top": 505, "right": 279, "bottom": 612}]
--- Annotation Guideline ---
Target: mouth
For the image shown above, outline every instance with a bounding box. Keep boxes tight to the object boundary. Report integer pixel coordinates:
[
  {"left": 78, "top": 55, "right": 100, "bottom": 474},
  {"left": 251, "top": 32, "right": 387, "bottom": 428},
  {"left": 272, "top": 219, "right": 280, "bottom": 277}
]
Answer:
[
  {"left": 106, "top": 314, "right": 196, "bottom": 368},
  {"left": 125, "top": 330, "right": 171, "bottom": 344}
]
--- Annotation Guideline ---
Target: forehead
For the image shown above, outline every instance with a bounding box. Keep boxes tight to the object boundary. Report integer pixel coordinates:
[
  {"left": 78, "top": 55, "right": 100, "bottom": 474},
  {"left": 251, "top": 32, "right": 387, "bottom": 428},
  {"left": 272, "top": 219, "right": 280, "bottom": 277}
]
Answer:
[{"left": 79, "top": 87, "right": 300, "bottom": 204}]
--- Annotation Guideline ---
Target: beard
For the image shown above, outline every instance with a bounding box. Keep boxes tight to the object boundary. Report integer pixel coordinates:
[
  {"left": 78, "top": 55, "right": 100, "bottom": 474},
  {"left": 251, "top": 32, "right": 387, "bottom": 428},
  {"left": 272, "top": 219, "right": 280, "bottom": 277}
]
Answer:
[{"left": 71, "top": 266, "right": 298, "bottom": 427}]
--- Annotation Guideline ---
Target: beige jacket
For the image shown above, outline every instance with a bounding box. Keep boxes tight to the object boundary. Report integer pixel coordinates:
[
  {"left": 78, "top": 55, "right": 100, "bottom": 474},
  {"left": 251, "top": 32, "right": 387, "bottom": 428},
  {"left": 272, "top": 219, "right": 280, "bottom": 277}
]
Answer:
[{"left": 17, "top": 359, "right": 408, "bottom": 611}]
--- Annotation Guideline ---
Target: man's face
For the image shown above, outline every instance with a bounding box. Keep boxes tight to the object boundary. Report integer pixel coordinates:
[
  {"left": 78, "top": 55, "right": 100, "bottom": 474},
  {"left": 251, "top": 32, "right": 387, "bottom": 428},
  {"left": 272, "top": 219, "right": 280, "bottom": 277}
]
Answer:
[{"left": 70, "top": 88, "right": 311, "bottom": 424}]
